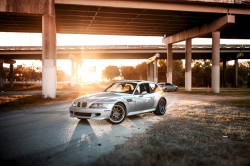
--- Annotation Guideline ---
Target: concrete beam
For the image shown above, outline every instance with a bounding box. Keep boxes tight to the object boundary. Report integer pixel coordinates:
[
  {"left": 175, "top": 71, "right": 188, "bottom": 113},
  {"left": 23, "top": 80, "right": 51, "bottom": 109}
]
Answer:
[
  {"left": 0, "top": 58, "right": 16, "bottom": 64},
  {"left": 42, "top": 0, "right": 57, "bottom": 99},
  {"left": 0, "top": 63, "right": 3, "bottom": 88},
  {"left": 212, "top": 31, "right": 220, "bottom": 93},
  {"left": 185, "top": 39, "right": 192, "bottom": 91},
  {"left": 154, "top": 60, "right": 158, "bottom": 83},
  {"left": 10, "top": 64, "right": 13, "bottom": 88},
  {"left": 163, "top": 15, "right": 235, "bottom": 45},
  {"left": 234, "top": 58, "right": 238, "bottom": 87},
  {"left": 167, "top": 44, "right": 173, "bottom": 84},
  {"left": 149, "top": 63, "right": 154, "bottom": 82},
  {"left": 223, "top": 58, "right": 227, "bottom": 87},
  {"left": 71, "top": 59, "right": 75, "bottom": 86},
  {"left": 146, "top": 53, "right": 160, "bottom": 64},
  {"left": 55, "top": 0, "right": 250, "bottom": 15},
  {"left": 147, "top": 63, "right": 150, "bottom": 81},
  {"left": 0, "top": 0, "right": 47, "bottom": 15}
]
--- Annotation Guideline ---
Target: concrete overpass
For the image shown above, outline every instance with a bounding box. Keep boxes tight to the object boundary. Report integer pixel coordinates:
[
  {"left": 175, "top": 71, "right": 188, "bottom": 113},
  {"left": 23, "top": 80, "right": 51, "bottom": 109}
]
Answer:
[
  {"left": 0, "top": 45, "right": 250, "bottom": 60},
  {"left": 1, "top": 0, "right": 250, "bottom": 98}
]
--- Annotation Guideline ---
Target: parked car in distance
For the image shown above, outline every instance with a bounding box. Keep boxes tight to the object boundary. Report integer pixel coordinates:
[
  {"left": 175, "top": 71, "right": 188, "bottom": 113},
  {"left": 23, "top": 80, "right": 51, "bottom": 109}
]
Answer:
[
  {"left": 69, "top": 80, "right": 167, "bottom": 124},
  {"left": 158, "top": 82, "right": 178, "bottom": 92},
  {"left": 83, "top": 82, "right": 100, "bottom": 88},
  {"left": 64, "top": 81, "right": 82, "bottom": 88}
]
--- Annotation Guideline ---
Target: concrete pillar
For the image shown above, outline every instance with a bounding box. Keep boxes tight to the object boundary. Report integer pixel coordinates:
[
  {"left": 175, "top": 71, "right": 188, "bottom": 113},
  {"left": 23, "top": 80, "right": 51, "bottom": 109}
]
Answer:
[
  {"left": 185, "top": 38, "right": 192, "bottom": 91},
  {"left": 42, "top": 0, "right": 57, "bottom": 99},
  {"left": 71, "top": 60, "right": 75, "bottom": 86},
  {"left": 0, "top": 63, "right": 3, "bottom": 88},
  {"left": 76, "top": 63, "right": 79, "bottom": 83},
  {"left": 10, "top": 64, "right": 14, "bottom": 88},
  {"left": 167, "top": 44, "right": 172, "bottom": 83},
  {"left": 154, "top": 60, "right": 158, "bottom": 83},
  {"left": 212, "top": 31, "right": 220, "bottom": 93},
  {"left": 147, "top": 63, "right": 150, "bottom": 81},
  {"left": 150, "top": 63, "right": 154, "bottom": 82},
  {"left": 79, "top": 63, "right": 82, "bottom": 83},
  {"left": 223, "top": 58, "right": 227, "bottom": 87},
  {"left": 234, "top": 58, "right": 238, "bottom": 87}
]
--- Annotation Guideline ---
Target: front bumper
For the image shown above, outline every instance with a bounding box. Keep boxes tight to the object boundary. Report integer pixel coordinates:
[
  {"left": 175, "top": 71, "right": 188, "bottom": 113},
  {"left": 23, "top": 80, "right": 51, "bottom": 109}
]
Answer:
[{"left": 69, "top": 105, "right": 112, "bottom": 120}]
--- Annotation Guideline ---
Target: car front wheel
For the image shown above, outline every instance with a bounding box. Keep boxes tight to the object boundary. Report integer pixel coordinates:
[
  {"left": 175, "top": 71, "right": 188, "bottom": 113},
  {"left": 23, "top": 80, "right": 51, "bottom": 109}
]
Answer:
[
  {"left": 154, "top": 98, "right": 167, "bottom": 115},
  {"left": 107, "top": 103, "right": 126, "bottom": 124}
]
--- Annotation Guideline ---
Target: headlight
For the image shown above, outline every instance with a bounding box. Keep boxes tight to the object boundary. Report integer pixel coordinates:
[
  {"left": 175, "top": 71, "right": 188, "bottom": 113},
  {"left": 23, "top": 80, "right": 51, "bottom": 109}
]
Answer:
[
  {"left": 72, "top": 100, "right": 77, "bottom": 107},
  {"left": 89, "top": 103, "right": 108, "bottom": 108}
]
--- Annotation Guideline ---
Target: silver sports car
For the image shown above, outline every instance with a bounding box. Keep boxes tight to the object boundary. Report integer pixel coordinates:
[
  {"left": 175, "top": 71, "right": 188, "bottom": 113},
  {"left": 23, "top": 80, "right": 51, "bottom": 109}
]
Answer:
[
  {"left": 158, "top": 82, "right": 178, "bottom": 92},
  {"left": 69, "top": 80, "right": 167, "bottom": 124}
]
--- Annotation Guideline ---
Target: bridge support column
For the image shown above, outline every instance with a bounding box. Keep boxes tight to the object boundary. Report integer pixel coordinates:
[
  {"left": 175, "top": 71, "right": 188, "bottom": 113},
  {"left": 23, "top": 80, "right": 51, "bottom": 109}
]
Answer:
[
  {"left": 147, "top": 63, "right": 150, "bottom": 81},
  {"left": 76, "top": 62, "right": 79, "bottom": 83},
  {"left": 150, "top": 63, "right": 154, "bottom": 82},
  {"left": 0, "top": 63, "right": 3, "bottom": 88},
  {"left": 42, "top": 0, "right": 57, "bottom": 99},
  {"left": 212, "top": 31, "right": 220, "bottom": 93},
  {"left": 185, "top": 38, "right": 192, "bottom": 91},
  {"left": 71, "top": 60, "right": 75, "bottom": 86},
  {"left": 234, "top": 58, "right": 238, "bottom": 87},
  {"left": 167, "top": 44, "right": 172, "bottom": 84},
  {"left": 79, "top": 63, "right": 82, "bottom": 83},
  {"left": 10, "top": 64, "right": 14, "bottom": 88},
  {"left": 223, "top": 58, "right": 227, "bottom": 87},
  {"left": 154, "top": 60, "right": 158, "bottom": 83}
]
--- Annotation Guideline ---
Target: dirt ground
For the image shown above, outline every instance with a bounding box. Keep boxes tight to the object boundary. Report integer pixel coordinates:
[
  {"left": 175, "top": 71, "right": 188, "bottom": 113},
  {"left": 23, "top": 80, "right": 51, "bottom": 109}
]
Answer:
[{"left": 91, "top": 93, "right": 250, "bottom": 166}]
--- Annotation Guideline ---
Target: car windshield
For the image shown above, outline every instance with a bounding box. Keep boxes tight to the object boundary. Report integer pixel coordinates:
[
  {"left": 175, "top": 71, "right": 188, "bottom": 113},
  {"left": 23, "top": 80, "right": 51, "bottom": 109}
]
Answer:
[{"left": 104, "top": 83, "right": 137, "bottom": 94}]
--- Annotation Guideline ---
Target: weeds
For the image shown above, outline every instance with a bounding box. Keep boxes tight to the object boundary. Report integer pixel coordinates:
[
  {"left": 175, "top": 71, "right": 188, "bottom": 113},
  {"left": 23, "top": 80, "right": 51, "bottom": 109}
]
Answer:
[{"left": 92, "top": 94, "right": 250, "bottom": 166}]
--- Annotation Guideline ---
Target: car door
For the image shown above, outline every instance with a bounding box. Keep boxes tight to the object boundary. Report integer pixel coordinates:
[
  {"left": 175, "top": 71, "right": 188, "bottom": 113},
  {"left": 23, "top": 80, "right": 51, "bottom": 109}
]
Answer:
[
  {"left": 166, "top": 83, "right": 173, "bottom": 91},
  {"left": 134, "top": 83, "right": 154, "bottom": 111},
  {"left": 149, "top": 83, "right": 162, "bottom": 109}
]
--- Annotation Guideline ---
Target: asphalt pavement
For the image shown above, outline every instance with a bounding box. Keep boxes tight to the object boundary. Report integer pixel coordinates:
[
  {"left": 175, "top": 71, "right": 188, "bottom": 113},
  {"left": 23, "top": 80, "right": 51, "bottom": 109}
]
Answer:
[{"left": 0, "top": 94, "right": 179, "bottom": 166}]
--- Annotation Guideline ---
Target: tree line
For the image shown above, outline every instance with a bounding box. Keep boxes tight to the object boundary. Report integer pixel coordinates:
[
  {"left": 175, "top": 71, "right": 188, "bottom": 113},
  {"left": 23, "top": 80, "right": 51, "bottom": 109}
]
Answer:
[
  {"left": 102, "top": 60, "right": 250, "bottom": 87},
  {"left": 2, "top": 64, "right": 69, "bottom": 82}
]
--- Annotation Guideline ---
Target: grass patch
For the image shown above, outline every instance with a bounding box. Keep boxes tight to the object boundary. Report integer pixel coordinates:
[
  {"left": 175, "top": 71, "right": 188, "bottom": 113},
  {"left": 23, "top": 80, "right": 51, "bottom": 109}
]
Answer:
[
  {"left": 215, "top": 99, "right": 250, "bottom": 107},
  {"left": 93, "top": 97, "right": 250, "bottom": 166},
  {"left": 0, "top": 92, "right": 93, "bottom": 111},
  {"left": 1, "top": 83, "right": 42, "bottom": 91}
]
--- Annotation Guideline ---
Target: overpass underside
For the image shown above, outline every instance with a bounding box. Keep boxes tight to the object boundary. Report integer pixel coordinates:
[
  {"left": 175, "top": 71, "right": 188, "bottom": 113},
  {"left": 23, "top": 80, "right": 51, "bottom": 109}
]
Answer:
[
  {"left": 1, "top": 49, "right": 250, "bottom": 61},
  {"left": 0, "top": 0, "right": 250, "bottom": 97}
]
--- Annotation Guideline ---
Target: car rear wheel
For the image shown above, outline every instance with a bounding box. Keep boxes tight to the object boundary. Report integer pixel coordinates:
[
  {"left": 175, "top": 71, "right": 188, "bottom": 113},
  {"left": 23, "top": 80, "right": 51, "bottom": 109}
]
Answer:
[
  {"left": 107, "top": 103, "right": 126, "bottom": 124},
  {"left": 154, "top": 98, "right": 167, "bottom": 115}
]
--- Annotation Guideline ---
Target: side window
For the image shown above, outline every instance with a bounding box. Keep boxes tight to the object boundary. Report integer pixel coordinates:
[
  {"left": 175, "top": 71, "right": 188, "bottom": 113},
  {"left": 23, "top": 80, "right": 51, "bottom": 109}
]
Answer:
[
  {"left": 150, "top": 83, "right": 161, "bottom": 93},
  {"left": 149, "top": 83, "right": 155, "bottom": 93},
  {"left": 139, "top": 83, "right": 150, "bottom": 94},
  {"left": 134, "top": 85, "right": 140, "bottom": 95}
]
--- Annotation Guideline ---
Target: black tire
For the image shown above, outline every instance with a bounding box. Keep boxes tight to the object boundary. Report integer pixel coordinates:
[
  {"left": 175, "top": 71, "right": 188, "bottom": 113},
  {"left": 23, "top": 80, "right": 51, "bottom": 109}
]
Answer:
[
  {"left": 175, "top": 88, "right": 178, "bottom": 91},
  {"left": 154, "top": 98, "right": 167, "bottom": 115},
  {"left": 107, "top": 103, "right": 126, "bottom": 124}
]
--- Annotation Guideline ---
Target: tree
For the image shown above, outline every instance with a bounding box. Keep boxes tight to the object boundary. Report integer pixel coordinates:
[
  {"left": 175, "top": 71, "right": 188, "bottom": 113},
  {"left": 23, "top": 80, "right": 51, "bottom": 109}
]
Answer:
[
  {"left": 158, "top": 60, "right": 167, "bottom": 82},
  {"left": 173, "top": 60, "right": 184, "bottom": 86},
  {"left": 135, "top": 62, "right": 147, "bottom": 80},
  {"left": 57, "top": 69, "right": 69, "bottom": 81},
  {"left": 202, "top": 60, "right": 211, "bottom": 87},
  {"left": 192, "top": 61, "right": 204, "bottom": 87},
  {"left": 102, "top": 65, "right": 120, "bottom": 81},
  {"left": 120, "top": 66, "right": 138, "bottom": 80}
]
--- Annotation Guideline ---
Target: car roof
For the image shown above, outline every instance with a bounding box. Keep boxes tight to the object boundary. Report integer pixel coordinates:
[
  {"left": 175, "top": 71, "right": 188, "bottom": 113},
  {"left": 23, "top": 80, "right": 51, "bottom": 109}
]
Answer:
[{"left": 116, "top": 80, "right": 157, "bottom": 84}]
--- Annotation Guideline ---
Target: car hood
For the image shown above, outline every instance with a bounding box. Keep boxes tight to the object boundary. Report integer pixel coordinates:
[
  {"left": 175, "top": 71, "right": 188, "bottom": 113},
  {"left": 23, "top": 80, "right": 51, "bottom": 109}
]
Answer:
[{"left": 75, "top": 92, "right": 132, "bottom": 103}]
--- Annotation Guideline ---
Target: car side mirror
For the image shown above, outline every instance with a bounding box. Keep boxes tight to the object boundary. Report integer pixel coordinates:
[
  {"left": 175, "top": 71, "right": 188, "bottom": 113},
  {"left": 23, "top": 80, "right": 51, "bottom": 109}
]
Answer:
[{"left": 140, "top": 91, "right": 147, "bottom": 97}]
